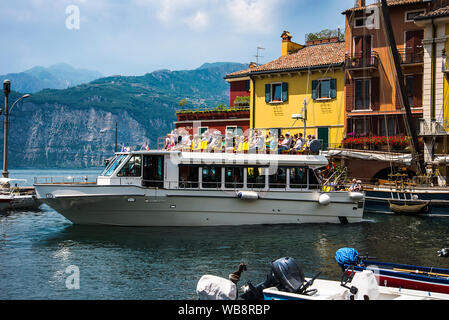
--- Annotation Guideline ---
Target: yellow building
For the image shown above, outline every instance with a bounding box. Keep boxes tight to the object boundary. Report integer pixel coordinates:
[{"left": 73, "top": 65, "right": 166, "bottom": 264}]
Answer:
[{"left": 241, "top": 31, "right": 346, "bottom": 149}]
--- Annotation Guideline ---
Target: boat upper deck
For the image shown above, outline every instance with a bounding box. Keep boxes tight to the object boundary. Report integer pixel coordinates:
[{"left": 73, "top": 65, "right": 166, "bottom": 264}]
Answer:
[{"left": 111, "top": 150, "right": 329, "bottom": 168}]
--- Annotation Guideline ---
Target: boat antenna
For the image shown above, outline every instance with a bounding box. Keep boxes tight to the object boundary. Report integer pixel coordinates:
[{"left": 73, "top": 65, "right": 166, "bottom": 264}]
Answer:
[{"left": 378, "top": 0, "right": 424, "bottom": 175}]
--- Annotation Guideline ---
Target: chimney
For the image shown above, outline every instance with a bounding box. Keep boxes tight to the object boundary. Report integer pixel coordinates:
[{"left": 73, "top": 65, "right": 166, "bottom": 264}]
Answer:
[
  {"left": 356, "top": 0, "right": 366, "bottom": 7},
  {"left": 281, "top": 31, "right": 304, "bottom": 56},
  {"left": 249, "top": 62, "right": 258, "bottom": 69}
]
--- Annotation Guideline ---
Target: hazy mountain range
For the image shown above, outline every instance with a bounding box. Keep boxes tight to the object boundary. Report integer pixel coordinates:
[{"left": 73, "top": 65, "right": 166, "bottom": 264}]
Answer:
[
  {"left": 0, "top": 62, "right": 247, "bottom": 168},
  {"left": 0, "top": 63, "right": 103, "bottom": 93}
]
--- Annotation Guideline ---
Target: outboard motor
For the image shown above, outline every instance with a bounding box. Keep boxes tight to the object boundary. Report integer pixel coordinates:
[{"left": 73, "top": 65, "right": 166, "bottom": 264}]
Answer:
[{"left": 241, "top": 257, "right": 321, "bottom": 300}]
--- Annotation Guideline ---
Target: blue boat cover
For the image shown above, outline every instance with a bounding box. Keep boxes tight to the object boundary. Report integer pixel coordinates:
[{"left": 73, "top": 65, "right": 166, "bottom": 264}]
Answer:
[{"left": 335, "top": 248, "right": 359, "bottom": 267}]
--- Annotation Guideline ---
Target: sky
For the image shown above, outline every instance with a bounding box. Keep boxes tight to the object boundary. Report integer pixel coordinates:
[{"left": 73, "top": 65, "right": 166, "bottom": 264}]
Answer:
[{"left": 1, "top": 0, "right": 356, "bottom": 76}]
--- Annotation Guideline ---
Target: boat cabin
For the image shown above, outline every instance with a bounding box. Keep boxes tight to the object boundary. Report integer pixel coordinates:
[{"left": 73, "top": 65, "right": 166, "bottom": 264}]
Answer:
[{"left": 98, "top": 151, "right": 329, "bottom": 191}]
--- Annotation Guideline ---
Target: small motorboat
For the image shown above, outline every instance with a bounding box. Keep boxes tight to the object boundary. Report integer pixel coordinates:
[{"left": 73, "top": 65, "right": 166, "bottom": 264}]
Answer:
[
  {"left": 388, "top": 200, "right": 430, "bottom": 215},
  {"left": 336, "top": 248, "right": 449, "bottom": 295},
  {"left": 0, "top": 195, "right": 13, "bottom": 212},
  {"left": 197, "top": 256, "right": 449, "bottom": 301},
  {"left": 0, "top": 178, "right": 40, "bottom": 212},
  {"left": 263, "top": 270, "right": 449, "bottom": 300}
]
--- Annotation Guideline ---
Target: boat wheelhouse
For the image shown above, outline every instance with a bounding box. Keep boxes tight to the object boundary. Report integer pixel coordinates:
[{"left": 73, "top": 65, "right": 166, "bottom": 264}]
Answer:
[{"left": 34, "top": 151, "right": 365, "bottom": 226}]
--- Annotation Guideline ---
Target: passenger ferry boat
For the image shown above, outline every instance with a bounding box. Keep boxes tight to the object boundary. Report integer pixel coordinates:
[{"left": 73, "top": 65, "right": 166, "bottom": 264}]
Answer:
[{"left": 34, "top": 151, "right": 365, "bottom": 226}]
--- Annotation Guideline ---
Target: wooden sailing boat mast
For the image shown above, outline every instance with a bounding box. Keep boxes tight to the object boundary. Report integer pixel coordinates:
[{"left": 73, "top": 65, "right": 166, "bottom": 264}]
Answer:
[{"left": 379, "top": 0, "right": 425, "bottom": 175}]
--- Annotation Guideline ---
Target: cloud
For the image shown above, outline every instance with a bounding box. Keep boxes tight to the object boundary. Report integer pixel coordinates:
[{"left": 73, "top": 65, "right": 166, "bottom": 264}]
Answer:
[
  {"left": 185, "top": 11, "right": 209, "bottom": 30},
  {"left": 132, "top": 0, "right": 279, "bottom": 34},
  {"left": 224, "top": 0, "right": 280, "bottom": 33}
]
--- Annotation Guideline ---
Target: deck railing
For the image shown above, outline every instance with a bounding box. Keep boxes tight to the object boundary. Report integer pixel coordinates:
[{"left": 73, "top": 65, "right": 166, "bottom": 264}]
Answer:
[
  {"left": 142, "top": 179, "right": 328, "bottom": 192},
  {"left": 34, "top": 176, "right": 98, "bottom": 185}
]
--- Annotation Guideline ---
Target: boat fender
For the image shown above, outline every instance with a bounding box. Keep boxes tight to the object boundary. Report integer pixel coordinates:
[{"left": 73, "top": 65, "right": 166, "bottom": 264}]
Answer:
[
  {"left": 196, "top": 275, "right": 237, "bottom": 300},
  {"left": 349, "top": 192, "right": 364, "bottom": 201},
  {"left": 319, "top": 194, "right": 331, "bottom": 206},
  {"left": 237, "top": 191, "right": 259, "bottom": 200}
]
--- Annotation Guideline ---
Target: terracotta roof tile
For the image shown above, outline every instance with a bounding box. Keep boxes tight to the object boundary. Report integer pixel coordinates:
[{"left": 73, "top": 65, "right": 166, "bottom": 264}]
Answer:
[
  {"left": 342, "top": 0, "right": 424, "bottom": 14},
  {"left": 415, "top": 4, "right": 449, "bottom": 20},
  {"left": 250, "top": 42, "right": 345, "bottom": 74},
  {"left": 225, "top": 68, "right": 251, "bottom": 79}
]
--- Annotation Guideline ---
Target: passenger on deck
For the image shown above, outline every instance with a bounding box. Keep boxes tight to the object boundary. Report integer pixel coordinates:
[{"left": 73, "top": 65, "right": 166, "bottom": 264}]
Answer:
[
  {"left": 225, "top": 132, "right": 234, "bottom": 153},
  {"left": 181, "top": 134, "right": 191, "bottom": 150},
  {"left": 305, "top": 135, "right": 312, "bottom": 151},
  {"left": 269, "top": 133, "right": 278, "bottom": 153},
  {"left": 250, "top": 131, "right": 265, "bottom": 153},
  {"left": 356, "top": 180, "right": 363, "bottom": 191},
  {"left": 192, "top": 134, "right": 201, "bottom": 151},
  {"left": 293, "top": 133, "right": 304, "bottom": 151},
  {"left": 166, "top": 133, "right": 176, "bottom": 150},
  {"left": 278, "top": 133, "right": 292, "bottom": 154},
  {"left": 349, "top": 179, "right": 363, "bottom": 192}
]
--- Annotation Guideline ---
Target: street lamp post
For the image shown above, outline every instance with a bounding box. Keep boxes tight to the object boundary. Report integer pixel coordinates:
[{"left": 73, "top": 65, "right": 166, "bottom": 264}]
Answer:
[{"left": 2, "top": 80, "right": 31, "bottom": 179}]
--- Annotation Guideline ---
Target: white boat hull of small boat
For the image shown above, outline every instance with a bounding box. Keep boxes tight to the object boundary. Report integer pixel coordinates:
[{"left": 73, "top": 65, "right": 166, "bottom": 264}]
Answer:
[
  {"left": 0, "top": 195, "right": 13, "bottom": 211},
  {"left": 0, "top": 194, "right": 40, "bottom": 212},
  {"left": 264, "top": 271, "right": 449, "bottom": 301}
]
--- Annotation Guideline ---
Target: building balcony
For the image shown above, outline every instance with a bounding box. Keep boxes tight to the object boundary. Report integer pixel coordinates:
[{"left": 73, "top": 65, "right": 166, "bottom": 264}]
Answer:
[
  {"left": 336, "top": 136, "right": 417, "bottom": 154},
  {"left": 345, "top": 52, "right": 379, "bottom": 71},
  {"left": 176, "top": 107, "right": 250, "bottom": 122},
  {"left": 419, "top": 119, "right": 449, "bottom": 136},
  {"left": 398, "top": 48, "right": 424, "bottom": 66}
]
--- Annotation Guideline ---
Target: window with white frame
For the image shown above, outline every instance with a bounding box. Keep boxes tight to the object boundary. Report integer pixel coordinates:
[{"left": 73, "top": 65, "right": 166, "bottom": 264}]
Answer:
[
  {"left": 405, "top": 10, "right": 425, "bottom": 22},
  {"left": 198, "top": 127, "right": 208, "bottom": 137}
]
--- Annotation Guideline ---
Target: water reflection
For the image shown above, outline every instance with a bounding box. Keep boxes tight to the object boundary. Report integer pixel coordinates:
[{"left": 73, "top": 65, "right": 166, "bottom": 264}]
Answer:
[{"left": 1, "top": 208, "right": 449, "bottom": 299}]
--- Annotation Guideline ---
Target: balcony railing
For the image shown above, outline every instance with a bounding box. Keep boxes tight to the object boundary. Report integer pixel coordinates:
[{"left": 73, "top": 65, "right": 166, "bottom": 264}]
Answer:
[
  {"left": 335, "top": 136, "right": 420, "bottom": 154},
  {"left": 345, "top": 52, "right": 379, "bottom": 70},
  {"left": 419, "top": 119, "right": 449, "bottom": 136},
  {"left": 398, "top": 48, "right": 424, "bottom": 65}
]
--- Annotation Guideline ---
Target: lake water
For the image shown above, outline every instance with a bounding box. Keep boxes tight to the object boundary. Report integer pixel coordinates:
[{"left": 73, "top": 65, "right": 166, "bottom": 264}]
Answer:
[{"left": 1, "top": 169, "right": 449, "bottom": 300}]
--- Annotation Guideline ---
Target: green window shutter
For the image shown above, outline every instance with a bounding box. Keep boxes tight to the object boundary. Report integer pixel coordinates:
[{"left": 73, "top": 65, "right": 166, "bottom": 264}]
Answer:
[
  {"left": 245, "top": 80, "right": 250, "bottom": 92},
  {"left": 282, "top": 82, "right": 288, "bottom": 102},
  {"left": 312, "top": 80, "right": 318, "bottom": 100},
  {"left": 330, "top": 78, "right": 337, "bottom": 99},
  {"left": 265, "top": 84, "right": 271, "bottom": 103}
]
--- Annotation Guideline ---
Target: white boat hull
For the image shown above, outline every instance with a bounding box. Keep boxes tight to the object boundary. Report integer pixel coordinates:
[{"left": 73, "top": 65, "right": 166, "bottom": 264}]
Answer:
[
  {"left": 0, "top": 195, "right": 40, "bottom": 212},
  {"left": 34, "top": 184, "right": 364, "bottom": 226},
  {"left": 264, "top": 271, "right": 449, "bottom": 301}
]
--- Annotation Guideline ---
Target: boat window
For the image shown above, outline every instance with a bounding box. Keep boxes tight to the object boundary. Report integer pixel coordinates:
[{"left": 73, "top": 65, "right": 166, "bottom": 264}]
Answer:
[
  {"left": 247, "top": 167, "right": 266, "bottom": 189},
  {"left": 269, "top": 167, "right": 287, "bottom": 189},
  {"left": 179, "top": 166, "right": 199, "bottom": 189},
  {"left": 225, "top": 167, "right": 244, "bottom": 189},
  {"left": 142, "top": 155, "right": 164, "bottom": 188},
  {"left": 202, "top": 167, "right": 222, "bottom": 189},
  {"left": 290, "top": 167, "right": 308, "bottom": 189},
  {"left": 102, "top": 155, "right": 126, "bottom": 176},
  {"left": 309, "top": 169, "right": 320, "bottom": 189},
  {"left": 101, "top": 155, "right": 117, "bottom": 176},
  {"left": 117, "top": 155, "right": 142, "bottom": 177}
]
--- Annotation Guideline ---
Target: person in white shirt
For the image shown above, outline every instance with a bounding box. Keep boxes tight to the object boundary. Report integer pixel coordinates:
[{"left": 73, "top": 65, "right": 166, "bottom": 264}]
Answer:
[
  {"left": 278, "top": 133, "right": 292, "bottom": 154},
  {"left": 349, "top": 179, "right": 358, "bottom": 192},
  {"left": 294, "top": 133, "right": 305, "bottom": 151}
]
